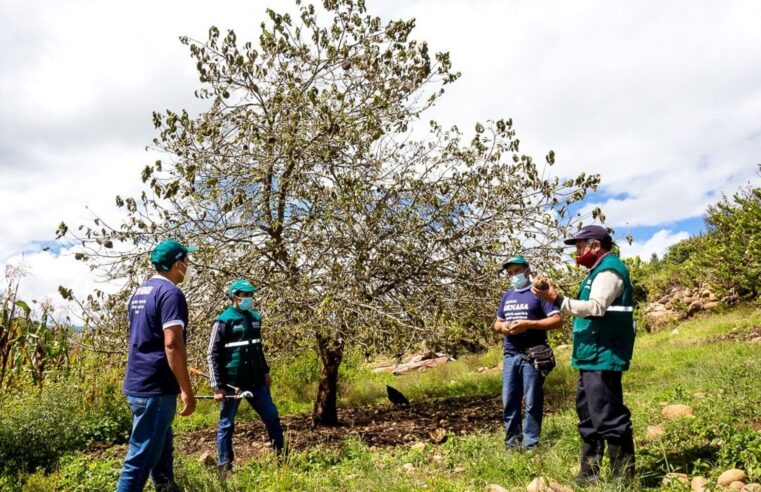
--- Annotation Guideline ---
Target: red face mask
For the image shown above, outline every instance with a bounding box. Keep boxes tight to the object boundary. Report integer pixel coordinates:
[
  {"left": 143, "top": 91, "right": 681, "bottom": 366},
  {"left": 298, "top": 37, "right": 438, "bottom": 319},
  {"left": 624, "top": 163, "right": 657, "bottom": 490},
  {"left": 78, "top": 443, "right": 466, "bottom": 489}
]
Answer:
[{"left": 575, "top": 251, "right": 598, "bottom": 269}]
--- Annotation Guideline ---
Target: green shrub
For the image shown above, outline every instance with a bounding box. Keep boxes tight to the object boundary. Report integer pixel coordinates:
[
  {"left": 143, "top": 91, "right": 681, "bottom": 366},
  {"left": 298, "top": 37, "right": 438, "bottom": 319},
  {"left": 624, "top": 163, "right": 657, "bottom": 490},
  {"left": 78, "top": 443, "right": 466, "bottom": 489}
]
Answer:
[
  {"left": 633, "top": 171, "right": 761, "bottom": 304},
  {"left": 0, "top": 379, "right": 130, "bottom": 476}
]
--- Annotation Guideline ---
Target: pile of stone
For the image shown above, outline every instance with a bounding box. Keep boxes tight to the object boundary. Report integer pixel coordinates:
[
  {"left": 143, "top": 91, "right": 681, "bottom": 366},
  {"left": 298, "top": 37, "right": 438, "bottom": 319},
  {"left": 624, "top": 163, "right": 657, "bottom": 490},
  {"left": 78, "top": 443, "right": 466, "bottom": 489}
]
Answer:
[
  {"left": 372, "top": 353, "right": 452, "bottom": 375},
  {"left": 664, "top": 468, "right": 760, "bottom": 491},
  {"left": 645, "top": 285, "right": 721, "bottom": 329}
]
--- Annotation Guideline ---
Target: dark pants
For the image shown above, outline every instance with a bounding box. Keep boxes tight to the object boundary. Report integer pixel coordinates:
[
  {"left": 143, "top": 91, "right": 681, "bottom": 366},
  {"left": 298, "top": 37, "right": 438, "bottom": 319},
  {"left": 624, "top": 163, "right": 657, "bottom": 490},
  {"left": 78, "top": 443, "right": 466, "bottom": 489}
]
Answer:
[
  {"left": 576, "top": 370, "right": 632, "bottom": 441},
  {"left": 576, "top": 370, "right": 635, "bottom": 479},
  {"left": 217, "top": 384, "right": 284, "bottom": 466}
]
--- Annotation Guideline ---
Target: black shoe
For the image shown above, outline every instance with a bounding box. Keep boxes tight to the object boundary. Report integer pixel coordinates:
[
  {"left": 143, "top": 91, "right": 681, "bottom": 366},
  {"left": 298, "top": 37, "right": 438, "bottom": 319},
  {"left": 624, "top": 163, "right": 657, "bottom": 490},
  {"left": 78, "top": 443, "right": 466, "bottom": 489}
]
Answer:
[
  {"left": 572, "top": 474, "right": 599, "bottom": 487},
  {"left": 217, "top": 462, "right": 233, "bottom": 480},
  {"left": 505, "top": 434, "right": 523, "bottom": 451},
  {"left": 607, "top": 431, "right": 636, "bottom": 479},
  {"left": 576, "top": 438, "right": 605, "bottom": 485}
]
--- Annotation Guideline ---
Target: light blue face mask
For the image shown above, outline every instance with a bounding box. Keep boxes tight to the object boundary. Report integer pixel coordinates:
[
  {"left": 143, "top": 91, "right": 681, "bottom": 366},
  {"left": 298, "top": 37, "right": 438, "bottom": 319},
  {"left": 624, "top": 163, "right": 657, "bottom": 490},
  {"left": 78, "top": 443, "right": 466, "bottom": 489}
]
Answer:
[
  {"left": 238, "top": 297, "right": 254, "bottom": 311},
  {"left": 510, "top": 272, "right": 529, "bottom": 289}
]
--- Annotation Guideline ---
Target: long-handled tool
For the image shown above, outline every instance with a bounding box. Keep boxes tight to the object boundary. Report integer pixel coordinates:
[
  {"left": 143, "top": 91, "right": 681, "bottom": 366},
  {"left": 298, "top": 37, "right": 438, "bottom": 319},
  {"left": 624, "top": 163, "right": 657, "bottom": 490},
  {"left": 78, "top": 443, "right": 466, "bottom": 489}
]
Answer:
[
  {"left": 196, "top": 391, "right": 253, "bottom": 400},
  {"left": 190, "top": 367, "right": 241, "bottom": 393},
  {"left": 190, "top": 367, "right": 252, "bottom": 399}
]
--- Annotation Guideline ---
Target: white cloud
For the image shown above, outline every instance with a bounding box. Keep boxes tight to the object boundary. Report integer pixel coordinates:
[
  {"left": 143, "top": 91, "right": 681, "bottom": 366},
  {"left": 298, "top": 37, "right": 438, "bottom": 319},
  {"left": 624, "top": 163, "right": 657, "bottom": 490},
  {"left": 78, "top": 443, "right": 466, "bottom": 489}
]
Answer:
[
  {"left": 619, "top": 229, "right": 690, "bottom": 260},
  {"left": 397, "top": 0, "right": 761, "bottom": 225},
  {"left": 2, "top": 0, "right": 761, "bottom": 303},
  {"left": 2, "top": 250, "right": 122, "bottom": 322}
]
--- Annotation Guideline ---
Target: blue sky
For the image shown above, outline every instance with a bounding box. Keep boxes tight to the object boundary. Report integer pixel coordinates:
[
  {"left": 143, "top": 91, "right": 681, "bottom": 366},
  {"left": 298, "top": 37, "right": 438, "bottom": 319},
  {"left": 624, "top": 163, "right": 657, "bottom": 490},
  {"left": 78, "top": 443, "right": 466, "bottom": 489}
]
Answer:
[{"left": 1, "top": 0, "right": 760, "bottom": 311}]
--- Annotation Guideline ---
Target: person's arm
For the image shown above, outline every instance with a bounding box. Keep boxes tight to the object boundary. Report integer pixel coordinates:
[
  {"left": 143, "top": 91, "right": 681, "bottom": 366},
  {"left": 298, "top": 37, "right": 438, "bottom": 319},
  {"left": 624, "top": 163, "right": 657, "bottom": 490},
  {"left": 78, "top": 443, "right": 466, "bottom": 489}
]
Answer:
[
  {"left": 506, "top": 313, "right": 562, "bottom": 335},
  {"left": 493, "top": 319, "right": 510, "bottom": 334},
  {"left": 493, "top": 294, "right": 509, "bottom": 334},
  {"left": 560, "top": 271, "right": 623, "bottom": 318},
  {"left": 207, "top": 320, "right": 228, "bottom": 400},
  {"left": 532, "top": 271, "right": 624, "bottom": 318},
  {"left": 260, "top": 318, "right": 272, "bottom": 387},
  {"left": 164, "top": 325, "right": 196, "bottom": 416}
]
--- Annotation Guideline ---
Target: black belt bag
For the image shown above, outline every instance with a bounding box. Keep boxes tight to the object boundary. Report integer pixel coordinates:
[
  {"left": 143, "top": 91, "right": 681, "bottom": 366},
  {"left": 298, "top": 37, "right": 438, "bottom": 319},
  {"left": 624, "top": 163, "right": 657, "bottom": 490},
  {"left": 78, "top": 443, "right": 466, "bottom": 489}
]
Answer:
[{"left": 522, "top": 344, "right": 556, "bottom": 377}]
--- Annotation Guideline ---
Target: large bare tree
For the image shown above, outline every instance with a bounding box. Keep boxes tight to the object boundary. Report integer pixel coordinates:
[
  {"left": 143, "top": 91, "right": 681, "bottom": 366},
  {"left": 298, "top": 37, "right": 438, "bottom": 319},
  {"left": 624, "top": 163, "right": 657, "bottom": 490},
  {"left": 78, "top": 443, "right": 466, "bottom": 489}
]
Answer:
[{"left": 59, "top": 0, "right": 599, "bottom": 425}]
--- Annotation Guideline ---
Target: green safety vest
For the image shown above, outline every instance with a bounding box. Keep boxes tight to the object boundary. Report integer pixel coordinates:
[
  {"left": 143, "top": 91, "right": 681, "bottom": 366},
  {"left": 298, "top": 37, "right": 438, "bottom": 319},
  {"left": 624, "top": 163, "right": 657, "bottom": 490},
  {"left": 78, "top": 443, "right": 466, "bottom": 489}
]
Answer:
[
  {"left": 572, "top": 253, "right": 636, "bottom": 371},
  {"left": 216, "top": 305, "right": 269, "bottom": 388}
]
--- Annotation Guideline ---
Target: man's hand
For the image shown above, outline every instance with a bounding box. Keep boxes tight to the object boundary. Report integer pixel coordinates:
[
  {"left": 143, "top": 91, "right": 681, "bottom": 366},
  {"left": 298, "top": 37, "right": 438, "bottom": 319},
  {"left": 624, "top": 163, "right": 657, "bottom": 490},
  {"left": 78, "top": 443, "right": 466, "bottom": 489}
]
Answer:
[
  {"left": 179, "top": 390, "right": 196, "bottom": 416},
  {"left": 213, "top": 388, "right": 227, "bottom": 402},
  {"left": 492, "top": 320, "right": 508, "bottom": 334},
  {"left": 265, "top": 373, "right": 272, "bottom": 387},
  {"left": 506, "top": 320, "right": 532, "bottom": 335},
  {"left": 532, "top": 283, "right": 558, "bottom": 304}
]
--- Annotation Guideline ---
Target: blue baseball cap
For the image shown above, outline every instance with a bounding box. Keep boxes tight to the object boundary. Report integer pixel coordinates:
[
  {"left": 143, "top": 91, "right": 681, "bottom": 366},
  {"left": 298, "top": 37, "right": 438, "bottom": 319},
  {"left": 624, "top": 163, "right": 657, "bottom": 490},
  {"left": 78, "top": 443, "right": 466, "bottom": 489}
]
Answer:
[
  {"left": 150, "top": 240, "right": 197, "bottom": 271},
  {"left": 563, "top": 225, "right": 613, "bottom": 247}
]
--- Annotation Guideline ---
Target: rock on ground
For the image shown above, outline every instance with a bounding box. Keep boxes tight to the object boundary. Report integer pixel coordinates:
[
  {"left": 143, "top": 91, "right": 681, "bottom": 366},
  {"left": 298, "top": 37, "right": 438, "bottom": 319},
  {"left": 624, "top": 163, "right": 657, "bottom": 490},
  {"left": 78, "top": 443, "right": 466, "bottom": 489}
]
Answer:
[
  {"left": 662, "top": 472, "right": 689, "bottom": 487},
  {"left": 691, "top": 476, "right": 709, "bottom": 491},
  {"left": 662, "top": 404, "right": 694, "bottom": 420},
  {"left": 718, "top": 469, "right": 748, "bottom": 486},
  {"left": 485, "top": 485, "right": 509, "bottom": 492},
  {"left": 526, "top": 477, "right": 572, "bottom": 492},
  {"left": 645, "top": 424, "right": 665, "bottom": 441},
  {"left": 198, "top": 450, "right": 216, "bottom": 467}
]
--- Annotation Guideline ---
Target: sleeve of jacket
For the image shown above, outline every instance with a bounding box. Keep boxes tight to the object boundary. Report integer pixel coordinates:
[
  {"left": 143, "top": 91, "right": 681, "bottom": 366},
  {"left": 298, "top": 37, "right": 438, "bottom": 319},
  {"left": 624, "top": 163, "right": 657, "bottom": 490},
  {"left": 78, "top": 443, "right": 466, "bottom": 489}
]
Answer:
[
  {"left": 260, "top": 317, "right": 270, "bottom": 374},
  {"left": 207, "top": 320, "right": 226, "bottom": 389}
]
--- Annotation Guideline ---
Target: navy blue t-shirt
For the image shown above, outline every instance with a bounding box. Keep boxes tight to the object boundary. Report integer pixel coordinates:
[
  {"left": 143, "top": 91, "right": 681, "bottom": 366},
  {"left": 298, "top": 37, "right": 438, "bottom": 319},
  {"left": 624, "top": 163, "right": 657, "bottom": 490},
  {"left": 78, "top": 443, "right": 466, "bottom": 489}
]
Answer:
[
  {"left": 496, "top": 285, "right": 560, "bottom": 355},
  {"left": 123, "top": 276, "right": 188, "bottom": 396}
]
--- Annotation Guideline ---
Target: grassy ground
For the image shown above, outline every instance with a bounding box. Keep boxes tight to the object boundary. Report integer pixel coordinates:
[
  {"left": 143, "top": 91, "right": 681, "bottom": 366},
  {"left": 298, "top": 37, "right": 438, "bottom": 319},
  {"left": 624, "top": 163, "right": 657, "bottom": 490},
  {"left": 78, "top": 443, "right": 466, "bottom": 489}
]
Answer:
[{"left": 14, "top": 306, "right": 761, "bottom": 491}]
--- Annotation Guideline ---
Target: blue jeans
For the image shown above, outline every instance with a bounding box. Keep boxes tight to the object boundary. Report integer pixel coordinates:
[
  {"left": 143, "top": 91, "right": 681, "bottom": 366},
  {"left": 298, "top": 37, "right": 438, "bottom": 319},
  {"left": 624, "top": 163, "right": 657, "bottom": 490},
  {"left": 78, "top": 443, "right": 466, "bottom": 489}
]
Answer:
[
  {"left": 217, "top": 384, "right": 284, "bottom": 466},
  {"left": 502, "top": 353, "right": 545, "bottom": 448},
  {"left": 117, "top": 395, "right": 178, "bottom": 492}
]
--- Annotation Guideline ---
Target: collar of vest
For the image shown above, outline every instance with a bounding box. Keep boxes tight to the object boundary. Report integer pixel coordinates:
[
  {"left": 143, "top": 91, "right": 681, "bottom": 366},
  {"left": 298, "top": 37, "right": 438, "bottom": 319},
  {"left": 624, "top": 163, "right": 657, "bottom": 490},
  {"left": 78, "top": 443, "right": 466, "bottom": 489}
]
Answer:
[
  {"left": 588, "top": 252, "right": 623, "bottom": 276},
  {"left": 216, "top": 305, "right": 262, "bottom": 323}
]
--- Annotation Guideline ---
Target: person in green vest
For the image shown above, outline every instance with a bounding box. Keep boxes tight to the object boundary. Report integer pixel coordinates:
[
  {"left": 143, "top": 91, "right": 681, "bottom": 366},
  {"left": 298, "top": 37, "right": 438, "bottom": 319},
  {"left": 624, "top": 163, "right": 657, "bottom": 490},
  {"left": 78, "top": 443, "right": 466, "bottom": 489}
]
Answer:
[
  {"left": 532, "top": 225, "right": 636, "bottom": 484},
  {"left": 207, "top": 279, "right": 284, "bottom": 473}
]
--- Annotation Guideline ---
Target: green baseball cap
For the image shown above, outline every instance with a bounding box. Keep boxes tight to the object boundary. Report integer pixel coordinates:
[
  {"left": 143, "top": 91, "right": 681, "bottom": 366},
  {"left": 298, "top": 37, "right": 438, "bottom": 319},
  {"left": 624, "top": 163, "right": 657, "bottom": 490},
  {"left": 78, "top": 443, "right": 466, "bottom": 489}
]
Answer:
[
  {"left": 150, "top": 239, "right": 198, "bottom": 271},
  {"left": 501, "top": 255, "right": 529, "bottom": 269},
  {"left": 228, "top": 279, "right": 257, "bottom": 298}
]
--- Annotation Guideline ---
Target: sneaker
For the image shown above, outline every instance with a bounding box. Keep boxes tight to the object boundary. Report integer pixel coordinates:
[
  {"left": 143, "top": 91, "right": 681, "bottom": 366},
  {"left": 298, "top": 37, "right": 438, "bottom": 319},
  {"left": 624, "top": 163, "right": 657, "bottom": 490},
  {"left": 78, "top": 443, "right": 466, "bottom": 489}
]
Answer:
[{"left": 217, "top": 462, "right": 233, "bottom": 480}]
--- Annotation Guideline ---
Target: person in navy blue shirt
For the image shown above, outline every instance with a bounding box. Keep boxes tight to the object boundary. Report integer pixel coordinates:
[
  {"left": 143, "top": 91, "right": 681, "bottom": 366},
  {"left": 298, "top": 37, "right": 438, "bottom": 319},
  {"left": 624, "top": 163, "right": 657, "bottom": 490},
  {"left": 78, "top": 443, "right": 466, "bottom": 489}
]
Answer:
[
  {"left": 493, "top": 256, "right": 562, "bottom": 450},
  {"left": 117, "top": 240, "right": 197, "bottom": 492}
]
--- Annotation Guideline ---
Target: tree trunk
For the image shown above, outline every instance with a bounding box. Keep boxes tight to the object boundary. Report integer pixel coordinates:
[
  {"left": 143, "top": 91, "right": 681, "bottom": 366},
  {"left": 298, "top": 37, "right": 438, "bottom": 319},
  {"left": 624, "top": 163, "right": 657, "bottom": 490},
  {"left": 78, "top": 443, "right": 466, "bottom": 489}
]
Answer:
[{"left": 311, "top": 333, "right": 344, "bottom": 426}]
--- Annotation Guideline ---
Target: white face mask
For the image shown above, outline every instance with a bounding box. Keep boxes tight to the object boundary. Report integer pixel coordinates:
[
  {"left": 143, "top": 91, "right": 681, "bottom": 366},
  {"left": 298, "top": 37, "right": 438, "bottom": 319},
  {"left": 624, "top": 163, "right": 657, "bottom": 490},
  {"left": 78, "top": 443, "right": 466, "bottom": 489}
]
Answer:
[
  {"left": 178, "top": 262, "right": 192, "bottom": 284},
  {"left": 510, "top": 272, "right": 529, "bottom": 289}
]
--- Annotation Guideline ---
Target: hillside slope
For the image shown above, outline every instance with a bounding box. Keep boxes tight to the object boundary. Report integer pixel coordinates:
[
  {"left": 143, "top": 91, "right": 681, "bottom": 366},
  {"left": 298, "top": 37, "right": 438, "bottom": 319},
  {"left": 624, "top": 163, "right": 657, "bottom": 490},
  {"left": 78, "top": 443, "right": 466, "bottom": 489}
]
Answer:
[{"left": 16, "top": 306, "right": 761, "bottom": 492}]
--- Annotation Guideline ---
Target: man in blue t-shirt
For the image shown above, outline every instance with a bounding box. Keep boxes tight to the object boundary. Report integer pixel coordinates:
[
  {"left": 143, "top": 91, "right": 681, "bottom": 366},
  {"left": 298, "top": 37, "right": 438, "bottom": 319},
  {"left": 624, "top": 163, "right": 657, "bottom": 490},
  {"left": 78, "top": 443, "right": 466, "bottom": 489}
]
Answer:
[
  {"left": 117, "top": 240, "right": 197, "bottom": 492},
  {"left": 493, "top": 256, "right": 562, "bottom": 450}
]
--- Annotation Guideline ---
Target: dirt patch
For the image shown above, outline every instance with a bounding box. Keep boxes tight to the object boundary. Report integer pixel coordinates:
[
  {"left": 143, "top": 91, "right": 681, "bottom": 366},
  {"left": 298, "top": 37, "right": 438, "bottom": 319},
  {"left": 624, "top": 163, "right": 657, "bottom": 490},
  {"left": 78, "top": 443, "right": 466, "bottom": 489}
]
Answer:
[{"left": 178, "top": 393, "right": 553, "bottom": 462}]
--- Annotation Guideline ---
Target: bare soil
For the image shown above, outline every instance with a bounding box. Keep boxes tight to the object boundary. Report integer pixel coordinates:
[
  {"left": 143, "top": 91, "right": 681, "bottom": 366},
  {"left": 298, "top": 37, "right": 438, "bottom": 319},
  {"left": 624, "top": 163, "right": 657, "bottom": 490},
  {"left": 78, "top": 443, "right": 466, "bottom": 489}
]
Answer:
[{"left": 177, "top": 393, "right": 554, "bottom": 462}]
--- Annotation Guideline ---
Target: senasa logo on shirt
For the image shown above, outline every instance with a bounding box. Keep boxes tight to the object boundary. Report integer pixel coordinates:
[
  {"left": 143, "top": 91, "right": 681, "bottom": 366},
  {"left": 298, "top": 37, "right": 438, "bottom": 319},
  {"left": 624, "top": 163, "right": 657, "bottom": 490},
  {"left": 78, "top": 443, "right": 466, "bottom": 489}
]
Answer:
[
  {"left": 135, "top": 286, "right": 154, "bottom": 296},
  {"left": 503, "top": 303, "right": 529, "bottom": 311}
]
